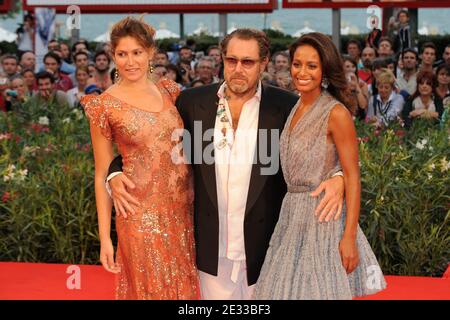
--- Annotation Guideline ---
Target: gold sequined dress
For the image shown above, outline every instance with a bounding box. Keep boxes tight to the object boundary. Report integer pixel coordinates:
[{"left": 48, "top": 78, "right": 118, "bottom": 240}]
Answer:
[{"left": 81, "top": 79, "right": 199, "bottom": 300}]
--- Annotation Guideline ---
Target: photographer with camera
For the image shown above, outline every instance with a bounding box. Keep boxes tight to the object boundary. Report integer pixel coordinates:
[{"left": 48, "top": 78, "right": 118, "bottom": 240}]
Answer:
[
  {"left": 16, "top": 13, "right": 34, "bottom": 59},
  {"left": 343, "top": 56, "right": 369, "bottom": 120},
  {"left": 177, "top": 60, "right": 195, "bottom": 87},
  {"left": 4, "top": 76, "right": 31, "bottom": 112}
]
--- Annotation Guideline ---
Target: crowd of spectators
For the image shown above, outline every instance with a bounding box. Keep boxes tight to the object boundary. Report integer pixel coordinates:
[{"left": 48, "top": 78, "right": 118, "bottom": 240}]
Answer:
[{"left": 1, "top": 9, "right": 449, "bottom": 129}]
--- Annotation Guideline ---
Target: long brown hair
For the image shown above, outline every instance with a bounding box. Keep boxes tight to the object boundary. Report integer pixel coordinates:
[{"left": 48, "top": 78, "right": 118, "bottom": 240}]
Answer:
[
  {"left": 289, "top": 32, "right": 351, "bottom": 109},
  {"left": 411, "top": 70, "right": 437, "bottom": 100}
]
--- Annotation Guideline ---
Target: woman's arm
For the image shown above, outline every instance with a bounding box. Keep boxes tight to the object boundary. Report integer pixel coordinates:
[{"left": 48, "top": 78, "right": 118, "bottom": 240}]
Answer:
[
  {"left": 89, "top": 122, "right": 120, "bottom": 274},
  {"left": 328, "top": 104, "right": 360, "bottom": 274},
  {"left": 356, "top": 82, "right": 369, "bottom": 110}
]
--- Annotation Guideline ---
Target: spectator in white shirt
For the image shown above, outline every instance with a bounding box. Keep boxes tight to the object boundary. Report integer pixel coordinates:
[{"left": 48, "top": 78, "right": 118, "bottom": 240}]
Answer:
[
  {"left": 402, "top": 70, "right": 444, "bottom": 128},
  {"left": 397, "top": 48, "right": 418, "bottom": 98},
  {"left": 16, "top": 14, "right": 34, "bottom": 56},
  {"left": 367, "top": 69, "right": 404, "bottom": 126},
  {"left": 66, "top": 66, "right": 89, "bottom": 108}
]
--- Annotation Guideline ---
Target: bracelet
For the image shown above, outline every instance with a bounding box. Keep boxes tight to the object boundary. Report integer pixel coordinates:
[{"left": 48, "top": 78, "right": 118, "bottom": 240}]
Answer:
[{"left": 332, "top": 171, "right": 344, "bottom": 178}]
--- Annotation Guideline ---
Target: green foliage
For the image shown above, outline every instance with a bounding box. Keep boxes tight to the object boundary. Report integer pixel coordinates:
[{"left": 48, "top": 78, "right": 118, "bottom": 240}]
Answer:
[
  {"left": 0, "top": 41, "right": 18, "bottom": 55},
  {"left": 356, "top": 118, "right": 450, "bottom": 277},
  {"left": 0, "top": 100, "right": 101, "bottom": 264},
  {"left": 0, "top": 100, "right": 448, "bottom": 276}
]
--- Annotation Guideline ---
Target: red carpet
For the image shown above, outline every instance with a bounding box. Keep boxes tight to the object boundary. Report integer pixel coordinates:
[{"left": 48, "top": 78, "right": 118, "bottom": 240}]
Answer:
[{"left": 0, "top": 262, "right": 449, "bottom": 300}]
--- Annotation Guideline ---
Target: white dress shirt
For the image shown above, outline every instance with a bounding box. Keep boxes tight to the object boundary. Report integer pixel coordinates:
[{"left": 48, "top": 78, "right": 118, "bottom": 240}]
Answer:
[{"left": 214, "top": 81, "right": 261, "bottom": 282}]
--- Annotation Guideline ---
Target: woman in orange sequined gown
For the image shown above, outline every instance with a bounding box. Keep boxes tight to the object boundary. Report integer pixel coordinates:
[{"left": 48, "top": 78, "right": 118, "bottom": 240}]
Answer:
[{"left": 81, "top": 17, "right": 199, "bottom": 300}]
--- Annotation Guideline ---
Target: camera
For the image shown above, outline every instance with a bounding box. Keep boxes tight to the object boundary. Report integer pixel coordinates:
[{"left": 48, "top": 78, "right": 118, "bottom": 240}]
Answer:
[
  {"left": 6, "top": 90, "right": 18, "bottom": 98},
  {"left": 16, "top": 23, "right": 25, "bottom": 34}
]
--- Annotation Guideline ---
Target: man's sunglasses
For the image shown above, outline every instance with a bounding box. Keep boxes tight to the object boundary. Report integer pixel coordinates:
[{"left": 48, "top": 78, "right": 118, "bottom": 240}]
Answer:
[{"left": 223, "top": 56, "right": 260, "bottom": 69}]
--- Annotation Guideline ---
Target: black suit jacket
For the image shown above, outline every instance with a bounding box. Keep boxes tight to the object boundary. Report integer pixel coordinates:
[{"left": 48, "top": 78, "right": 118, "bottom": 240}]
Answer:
[{"left": 109, "top": 83, "right": 299, "bottom": 285}]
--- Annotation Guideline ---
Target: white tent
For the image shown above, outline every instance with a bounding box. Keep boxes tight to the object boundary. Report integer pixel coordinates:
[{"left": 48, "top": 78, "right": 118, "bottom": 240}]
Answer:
[
  {"left": 155, "top": 28, "right": 179, "bottom": 39},
  {"left": 155, "top": 22, "right": 179, "bottom": 39},
  {"left": 418, "top": 23, "right": 429, "bottom": 36},
  {"left": 93, "top": 23, "right": 114, "bottom": 43},
  {"left": 340, "top": 26, "right": 350, "bottom": 35},
  {"left": 212, "top": 23, "right": 237, "bottom": 37},
  {"left": 94, "top": 32, "right": 110, "bottom": 42},
  {"left": 270, "top": 20, "right": 284, "bottom": 33},
  {"left": 0, "top": 26, "right": 17, "bottom": 42},
  {"left": 227, "top": 23, "right": 237, "bottom": 35},
  {"left": 293, "top": 22, "right": 315, "bottom": 37},
  {"left": 190, "top": 23, "right": 211, "bottom": 36}
]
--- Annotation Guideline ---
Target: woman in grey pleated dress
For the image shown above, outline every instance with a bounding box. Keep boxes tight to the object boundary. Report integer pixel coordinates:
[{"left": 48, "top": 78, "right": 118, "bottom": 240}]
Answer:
[{"left": 255, "top": 33, "right": 387, "bottom": 300}]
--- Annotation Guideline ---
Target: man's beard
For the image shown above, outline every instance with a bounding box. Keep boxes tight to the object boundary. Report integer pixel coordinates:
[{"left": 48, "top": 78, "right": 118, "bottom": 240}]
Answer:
[
  {"left": 228, "top": 79, "right": 249, "bottom": 94},
  {"left": 403, "top": 64, "right": 416, "bottom": 72},
  {"left": 363, "top": 59, "right": 372, "bottom": 70},
  {"left": 96, "top": 66, "right": 109, "bottom": 73}
]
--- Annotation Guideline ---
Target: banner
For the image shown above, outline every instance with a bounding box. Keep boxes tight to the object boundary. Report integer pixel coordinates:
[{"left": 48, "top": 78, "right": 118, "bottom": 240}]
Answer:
[
  {"left": 282, "top": 0, "right": 450, "bottom": 8},
  {"left": 23, "top": 0, "right": 277, "bottom": 13},
  {"left": 34, "top": 7, "right": 56, "bottom": 73}
]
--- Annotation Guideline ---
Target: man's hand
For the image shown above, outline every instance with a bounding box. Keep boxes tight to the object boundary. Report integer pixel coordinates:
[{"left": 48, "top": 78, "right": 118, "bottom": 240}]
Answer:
[
  {"left": 109, "top": 173, "right": 139, "bottom": 218},
  {"left": 310, "top": 175, "right": 345, "bottom": 222}
]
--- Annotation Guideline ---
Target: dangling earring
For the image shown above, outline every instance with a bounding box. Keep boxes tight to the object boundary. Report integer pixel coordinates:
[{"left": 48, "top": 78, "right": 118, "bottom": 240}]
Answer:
[
  {"left": 114, "top": 69, "right": 121, "bottom": 83},
  {"left": 321, "top": 77, "right": 329, "bottom": 89},
  {"left": 148, "top": 61, "right": 154, "bottom": 78}
]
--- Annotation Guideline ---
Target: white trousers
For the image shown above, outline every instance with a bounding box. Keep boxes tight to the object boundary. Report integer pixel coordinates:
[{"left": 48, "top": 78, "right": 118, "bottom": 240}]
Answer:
[{"left": 199, "top": 257, "right": 255, "bottom": 300}]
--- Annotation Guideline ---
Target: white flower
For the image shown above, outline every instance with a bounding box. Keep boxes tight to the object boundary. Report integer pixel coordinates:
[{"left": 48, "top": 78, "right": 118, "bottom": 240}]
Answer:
[
  {"left": 62, "top": 118, "right": 71, "bottom": 124},
  {"left": 415, "top": 138, "right": 428, "bottom": 150},
  {"left": 395, "top": 177, "right": 399, "bottom": 181},
  {"left": 441, "top": 157, "right": 450, "bottom": 172},
  {"left": 38, "top": 116, "right": 49, "bottom": 126},
  {"left": 2, "top": 165, "right": 28, "bottom": 182},
  {"left": 71, "top": 108, "right": 83, "bottom": 120},
  {"left": 3, "top": 165, "right": 15, "bottom": 182},
  {"left": 427, "top": 173, "right": 433, "bottom": 180},
  {"left": 23, "top": 146, "right": 40, "bottom": 156},
  {"left": 17, "top": 169, "right": 28, "bottom": 181},
  {"left": 429, "top": 163, "right": 436, "bottom": 170}
]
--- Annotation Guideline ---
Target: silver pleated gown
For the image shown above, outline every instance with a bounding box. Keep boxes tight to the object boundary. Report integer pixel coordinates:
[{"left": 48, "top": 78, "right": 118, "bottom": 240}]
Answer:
[{"left": 254, "top": 92, "right": 387, "bottom": 300}]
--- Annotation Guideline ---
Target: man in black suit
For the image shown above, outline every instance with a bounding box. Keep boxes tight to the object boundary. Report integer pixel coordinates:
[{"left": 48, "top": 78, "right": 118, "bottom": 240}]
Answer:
[{"left": 107, "top": 29, "right": 344, "bottom": 299}]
